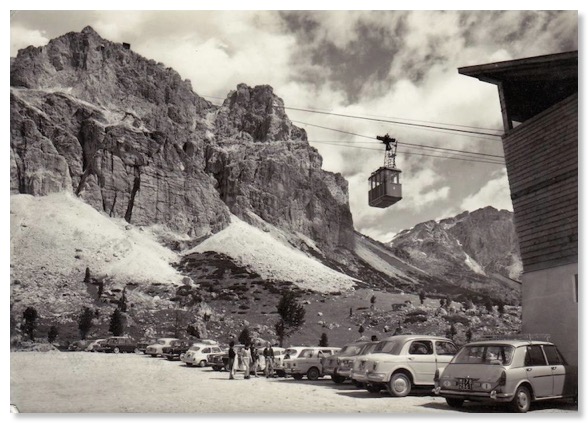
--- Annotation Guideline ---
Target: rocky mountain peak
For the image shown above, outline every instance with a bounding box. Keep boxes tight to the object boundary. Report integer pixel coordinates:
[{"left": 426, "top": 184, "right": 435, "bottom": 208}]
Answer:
[
  {"left": 215, "top": 83, "right": 307, "bottom": 142},
  {"left": 11, "top": 27, "right": 355, "bottom": 260}
]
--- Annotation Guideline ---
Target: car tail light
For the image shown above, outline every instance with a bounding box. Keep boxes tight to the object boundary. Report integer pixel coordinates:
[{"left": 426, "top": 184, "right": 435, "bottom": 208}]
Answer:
[{"left": 497, "top": 370, "right": 506, "bottom": 387}]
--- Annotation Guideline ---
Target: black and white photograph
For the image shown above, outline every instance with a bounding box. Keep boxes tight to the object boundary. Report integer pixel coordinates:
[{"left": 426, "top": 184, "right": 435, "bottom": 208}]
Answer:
[{"left": 7, "top": 3, "right": 580, "bottom": 415}]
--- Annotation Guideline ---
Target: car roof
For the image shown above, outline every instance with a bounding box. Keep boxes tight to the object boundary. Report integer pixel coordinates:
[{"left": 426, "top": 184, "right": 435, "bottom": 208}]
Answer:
[
  {"left": 379, "top": 335, "right": 453, "bottom": 342},
  {"left": 464, "top": 340, "right": 554, "bottom": 348}
]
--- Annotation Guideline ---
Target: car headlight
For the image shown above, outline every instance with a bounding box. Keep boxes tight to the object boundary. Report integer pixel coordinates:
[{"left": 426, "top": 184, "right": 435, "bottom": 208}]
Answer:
[{"left": 442, "top": 380, "right": 451, "bottom": 388}]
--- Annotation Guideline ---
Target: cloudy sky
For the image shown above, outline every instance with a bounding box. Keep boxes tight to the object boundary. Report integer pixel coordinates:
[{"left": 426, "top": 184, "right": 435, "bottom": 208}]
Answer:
[{"left": 9, "top": 7, "right": 579, "bottom": 242}]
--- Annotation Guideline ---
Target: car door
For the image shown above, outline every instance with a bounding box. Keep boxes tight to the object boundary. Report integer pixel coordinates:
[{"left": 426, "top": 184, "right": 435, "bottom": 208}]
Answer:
[
  {"left": 406, "top": 340, "right": 436, "bottom": 384},
  {"left": 524, "top": 345, "right": 553, "bottom": 398},
  {"left": 542, "top": 344, "right": 566, "bottom": 396}
]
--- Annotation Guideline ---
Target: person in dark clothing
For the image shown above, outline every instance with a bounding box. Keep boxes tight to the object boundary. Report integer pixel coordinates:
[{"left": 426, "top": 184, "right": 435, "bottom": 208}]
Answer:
[
  {"left": 263, "top": 342, "right": 275, "bottom": 378},
  {"left": 228, "top": 341, "right": 236, "bottom": 380}
]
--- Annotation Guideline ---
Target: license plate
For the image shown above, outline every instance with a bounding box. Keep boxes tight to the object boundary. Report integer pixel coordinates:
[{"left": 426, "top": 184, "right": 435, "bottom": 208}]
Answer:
[{"left": 457, "top": 378, "right": 474, "bottom": 390}]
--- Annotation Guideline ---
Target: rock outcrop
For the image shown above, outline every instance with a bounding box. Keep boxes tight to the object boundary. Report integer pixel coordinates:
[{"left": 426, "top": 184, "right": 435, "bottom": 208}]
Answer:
[
  {"left": 388, "top": 206, "right": 522, "bottom": 302},
  {"left": 10, "top": 26, "right": 355, "bottom": 254}
]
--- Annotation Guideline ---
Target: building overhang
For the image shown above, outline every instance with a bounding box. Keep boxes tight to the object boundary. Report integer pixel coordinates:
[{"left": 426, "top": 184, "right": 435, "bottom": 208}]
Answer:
[{"left": 458, "top": 51, "right": 578, "bottom": 132}]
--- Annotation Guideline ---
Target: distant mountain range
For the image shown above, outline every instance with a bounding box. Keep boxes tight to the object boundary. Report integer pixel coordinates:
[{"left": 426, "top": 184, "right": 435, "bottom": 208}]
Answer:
[{"left": 10, "top": 27, "right": 521, "bottom": 338}]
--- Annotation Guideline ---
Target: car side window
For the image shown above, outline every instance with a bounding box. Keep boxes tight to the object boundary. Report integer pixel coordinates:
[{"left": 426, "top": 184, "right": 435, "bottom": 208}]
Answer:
[
  {"left": 435, "top": 341, "right": 457, "bottom": 356},
  {"left": 203, "top": 348, "right": 211, "bottom": 353},
  {"left": 525, "top": 345, "right": 547, "bottom": 366},
  {"left": 542, "top": 345, "right": 564, "bottom": 365},
  {"left": 409, "top": 341, "right": 433, "bottom": 355}
]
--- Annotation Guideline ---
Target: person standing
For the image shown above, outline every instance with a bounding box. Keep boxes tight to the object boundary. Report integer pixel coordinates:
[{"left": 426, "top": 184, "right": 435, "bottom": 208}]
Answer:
[
  {"left": 250, "top": 344, "right": 260, "bottom": 377},
  {"left": 241, "top": 343, "right": 252, "bottom": 379},
  {"left": 263, "top": 342, "right": 274, "bottom": 378},
  {"left": 228, "top": 341, "right": 236, "bottom": 380}
]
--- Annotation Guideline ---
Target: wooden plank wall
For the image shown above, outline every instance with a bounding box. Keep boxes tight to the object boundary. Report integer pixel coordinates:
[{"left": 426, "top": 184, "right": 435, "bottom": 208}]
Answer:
[{"left": 503, "top": 94, "right": 578, "bottom": 273}]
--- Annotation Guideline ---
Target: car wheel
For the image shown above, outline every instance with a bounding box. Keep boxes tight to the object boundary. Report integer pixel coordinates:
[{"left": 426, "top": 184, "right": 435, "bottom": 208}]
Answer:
[
  {"left": 332, "top": 374, "right": 346, "bottom": 384},
  {"left": 446, "top": 398, "right": 465, "bottom": 408},
  {"left": 509, "top": 386, "right": 531, "bottom": 413},
  {"left": 113, "top": 347, "right": 120, "bottom": 354},
  {"left": 212, "top": 366, "right": 220, "bottom": 371},
  {"left": 307, "top": 367, "right": 320, "bottom": 381},
  {"left": 276, "top": 370, "right": 286, "bottom": 377},
  {"left": 166, "top": 356, "right": 173, "bottom": 361},
  {"left": 366, "top": 384, "right": 381, "bottom": 394},
  {"left": 292, "top": 374, "right": 303, "bottom": 380},
  {"left": 387, "top": 373, "right": 411, "bottom": 397},
  {"left": 353, "top": 380, "right": 364, "bottom": 388},
  {"left": 198, "top": 360, "right": 207, "bottom": 368}
]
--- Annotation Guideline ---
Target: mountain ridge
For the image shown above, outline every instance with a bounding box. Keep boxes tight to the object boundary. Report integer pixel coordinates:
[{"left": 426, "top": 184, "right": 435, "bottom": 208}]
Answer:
[{"left": 10, "top": 27, "right": 521, "bottom": 343}]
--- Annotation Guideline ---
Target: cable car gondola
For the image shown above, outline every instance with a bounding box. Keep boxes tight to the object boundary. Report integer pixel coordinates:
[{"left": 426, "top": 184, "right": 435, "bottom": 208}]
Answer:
[{"left": 368, "top": 134, "right": 402, "bottom": 208}]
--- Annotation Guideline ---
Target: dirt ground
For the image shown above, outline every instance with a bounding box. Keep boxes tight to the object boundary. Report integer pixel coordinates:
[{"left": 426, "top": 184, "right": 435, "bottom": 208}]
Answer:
[{"left": 10, "top": 351, "right": 577, "bottom": 414}]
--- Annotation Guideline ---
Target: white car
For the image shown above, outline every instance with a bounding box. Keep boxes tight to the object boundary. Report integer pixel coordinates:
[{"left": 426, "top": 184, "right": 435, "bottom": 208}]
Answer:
[
  {"left": 181, "top": 343, "right": 223, "bottom": 367},
  {"left": 145, "top": 338, "right": 179, "bottom": 357},
  {"left": 361, "top": 335, "right": 457, "bottom": 396},
  {"left": 283, "top": 347, "right": 341, "bottom": 380}
]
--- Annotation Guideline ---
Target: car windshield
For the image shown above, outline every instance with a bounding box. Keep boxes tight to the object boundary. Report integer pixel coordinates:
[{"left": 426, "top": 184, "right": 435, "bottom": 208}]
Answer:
[
  {"left": 359, "top": 342, "right": 378, "bottom": 355},
  {"left": 372, "top": 340, "right": 403, "bottom": 355},
  {"left": 157, "top": 339, "right": 168, "bottom": 345},
  {"left": 452, "top": 345, "right": 515, "bottom": 365},
  {"left": 340, "top": 344, "right": 363, "bottom": 355}
]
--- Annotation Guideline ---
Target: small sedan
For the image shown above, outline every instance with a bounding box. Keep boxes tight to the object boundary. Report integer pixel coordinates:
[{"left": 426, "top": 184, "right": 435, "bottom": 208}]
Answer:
[
  {"left": 181, "top": 344, "right": 223, "bottom": 367},
  {"left": 362, "top": 335, "right": 458, "bottom": 396},
  {"left": 434, "top": 340, "right": 577, "bottom": 412},
  {"left": 145, "top": 338, "right": 179, "bottom": 357}
]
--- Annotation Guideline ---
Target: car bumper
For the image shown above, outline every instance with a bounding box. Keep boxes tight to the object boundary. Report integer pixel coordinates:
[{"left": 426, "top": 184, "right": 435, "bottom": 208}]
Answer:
[
  {"left": 366, "top": 372, "right": 388, "bottom": 383},
  {"left": 337, "top": 368, "right": 352, "bottom": 377},
  {"left": 436, "top": 388, "right": 514, "bottom": 403},
  {"left": 351, "top": 372, "right": 368, "bottom": 383}
]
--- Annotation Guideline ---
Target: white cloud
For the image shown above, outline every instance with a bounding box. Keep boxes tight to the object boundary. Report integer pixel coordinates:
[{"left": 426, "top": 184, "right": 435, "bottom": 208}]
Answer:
[
  {"left": 10, "top": 25, "right": 49, "bottom": 56},
  {"left": 460, "top": 169, "right": 513, "bottom": 212}
]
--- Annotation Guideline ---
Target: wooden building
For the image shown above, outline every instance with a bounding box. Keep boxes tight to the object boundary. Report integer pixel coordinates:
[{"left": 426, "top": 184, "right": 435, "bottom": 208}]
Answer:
[{"left": 459, "top": 51, "right": 578, "bottom": 366}]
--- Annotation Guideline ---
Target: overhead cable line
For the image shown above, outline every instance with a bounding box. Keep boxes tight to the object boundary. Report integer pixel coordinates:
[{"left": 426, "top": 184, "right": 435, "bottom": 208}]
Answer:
[
  {"left": 200, "top": 94, "right": 503, "bottom": 138},
  {"left": 310, "top": 141, "right": 505, "bottom": 165},
  {"left": 293, "top": 120, "right": 505, "bottom": 160},
  {"left": 309, "top": 139, "right": 504, "bottom": 159}
]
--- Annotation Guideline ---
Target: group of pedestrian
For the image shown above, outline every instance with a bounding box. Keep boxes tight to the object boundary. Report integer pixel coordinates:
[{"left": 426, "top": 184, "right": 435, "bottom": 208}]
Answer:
[{"left": 228, "top": 341, "right": 276, "bottom": 380}]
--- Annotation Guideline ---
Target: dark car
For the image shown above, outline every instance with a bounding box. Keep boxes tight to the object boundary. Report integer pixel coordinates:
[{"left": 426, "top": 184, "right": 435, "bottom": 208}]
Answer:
[
  {"left": 162, "top": 339, "right": 194, "bottom": 361},
  {"left": 102, "top": 336, "right": 137, "bottom": 353}
]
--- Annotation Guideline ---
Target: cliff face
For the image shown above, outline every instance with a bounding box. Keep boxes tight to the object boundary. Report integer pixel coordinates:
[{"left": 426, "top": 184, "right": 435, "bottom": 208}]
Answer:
[
  {"left": 388, "top": 206, "right": 522, "bottom": 302},
  {"left": 10, "top": 26, "right": 355, "bottom": 253}
]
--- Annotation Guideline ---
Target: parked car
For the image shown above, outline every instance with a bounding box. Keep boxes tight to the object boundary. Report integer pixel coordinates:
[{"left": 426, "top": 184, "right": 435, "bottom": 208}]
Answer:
[
  {"left": 85, "top": 339, "right": 107, "bottom": 352},
  {"left": 322, "top": 341, "right": 372, "bottom": 384},
  {"left": 136, "top": 339, "right": 155, "bottom": 354},
  {"left": 208, "top": 344, "right": 249, "bottom": 371},
  {"left": 361, "top": 335, "right": 457, "bottom": 396},
  {"left": 67, "top": 340, "right": 90, "bottom": 351},
  {"left": 181, "top": 343, "right": 223, "bottom": 367},
  {"left": 324, "top": 341, "right": 378, "bottom": 385},
  {"left": 283, "top": 347, "right": 340, "bottom": 380},
  {"left": 162, "top": 339, "right": 194, "bottom": 361},
  {"left": 102, "top": 336, "right": 138, "bottom": 354},
  {"left": 145, "top": 338, "right": 179, "bottom": 357},
  {"left": 434, "top": 339, "right": 578, "bottom": 412}
]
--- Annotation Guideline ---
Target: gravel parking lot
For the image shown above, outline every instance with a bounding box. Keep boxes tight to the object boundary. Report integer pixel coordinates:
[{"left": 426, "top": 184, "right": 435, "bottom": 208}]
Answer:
[{"left": 10, "top": 351, "right": 577, "bottom": 414}]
